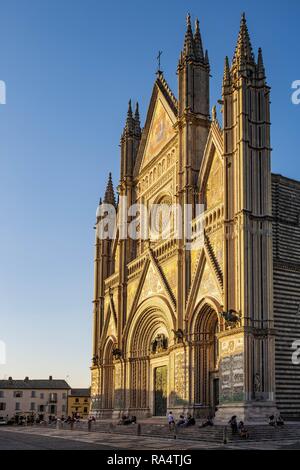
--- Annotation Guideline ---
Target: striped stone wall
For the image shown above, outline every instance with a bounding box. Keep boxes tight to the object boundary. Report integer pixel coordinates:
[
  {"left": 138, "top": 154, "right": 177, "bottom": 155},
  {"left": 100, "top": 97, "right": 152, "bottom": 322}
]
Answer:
[{"left": 272, "top": 174, "right": 300, "bottom": 418}]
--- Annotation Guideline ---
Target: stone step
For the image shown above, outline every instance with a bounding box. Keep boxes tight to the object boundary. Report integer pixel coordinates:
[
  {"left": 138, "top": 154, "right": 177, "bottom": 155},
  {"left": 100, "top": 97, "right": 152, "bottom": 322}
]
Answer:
[{"left": 64, "top": 421, "right": 300, "bottom": 443}]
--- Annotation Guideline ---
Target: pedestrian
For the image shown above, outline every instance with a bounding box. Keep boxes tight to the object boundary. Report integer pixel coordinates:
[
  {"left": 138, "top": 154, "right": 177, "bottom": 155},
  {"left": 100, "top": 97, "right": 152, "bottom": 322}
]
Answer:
[
  {"left": 228, "top": 415, "right": 238, "bottom": 434},
  {"left": 168, "top": 411, "right": 175, "bottom": 430}
]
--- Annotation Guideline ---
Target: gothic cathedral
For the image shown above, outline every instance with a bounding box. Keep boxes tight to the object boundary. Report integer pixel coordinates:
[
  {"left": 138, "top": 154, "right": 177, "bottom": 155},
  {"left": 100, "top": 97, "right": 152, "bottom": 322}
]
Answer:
[{"left": 90, "top": 14, "right": 300, "bottom": 421}]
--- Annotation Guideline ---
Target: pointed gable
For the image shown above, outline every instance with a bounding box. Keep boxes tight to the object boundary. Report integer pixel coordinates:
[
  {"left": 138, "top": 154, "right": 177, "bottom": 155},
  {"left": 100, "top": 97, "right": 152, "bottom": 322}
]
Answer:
[
  {"left": 195, "top": 259, "right": 222, "bottom": 305},
  {"left": 139, "top": 262, "right": 164, "bottom": 302},
  {"left": 142, "top": 98, "right": 176, "bottom": 169},
  {"left": 134, "top": 74, "right": 178, "bottom": 176}
]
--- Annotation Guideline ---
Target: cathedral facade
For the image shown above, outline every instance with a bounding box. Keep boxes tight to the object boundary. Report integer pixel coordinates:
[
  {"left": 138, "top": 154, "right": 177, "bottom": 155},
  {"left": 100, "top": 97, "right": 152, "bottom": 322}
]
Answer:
[{"left": 90, "top": 14, "right": 300, "bottom": 422}]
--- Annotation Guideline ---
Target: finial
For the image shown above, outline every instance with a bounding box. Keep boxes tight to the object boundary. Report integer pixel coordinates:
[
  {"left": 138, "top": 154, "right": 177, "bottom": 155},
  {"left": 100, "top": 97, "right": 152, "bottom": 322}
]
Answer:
[{"left": 186, "top": 13, "right": 191, "bottom": 27}]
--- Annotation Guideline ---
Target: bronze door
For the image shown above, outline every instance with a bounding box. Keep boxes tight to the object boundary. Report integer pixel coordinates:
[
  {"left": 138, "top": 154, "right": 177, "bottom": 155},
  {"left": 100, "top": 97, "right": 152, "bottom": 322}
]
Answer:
[{"left": 154, "top": 366, "right": 167, "bottom": 416}]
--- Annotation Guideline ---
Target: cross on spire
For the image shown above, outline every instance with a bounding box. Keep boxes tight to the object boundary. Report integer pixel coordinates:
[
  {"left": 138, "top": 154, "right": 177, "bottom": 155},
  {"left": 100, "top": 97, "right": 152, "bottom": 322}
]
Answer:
[{"left": 157, "top": 50, "right": 163, "bottom": 74}]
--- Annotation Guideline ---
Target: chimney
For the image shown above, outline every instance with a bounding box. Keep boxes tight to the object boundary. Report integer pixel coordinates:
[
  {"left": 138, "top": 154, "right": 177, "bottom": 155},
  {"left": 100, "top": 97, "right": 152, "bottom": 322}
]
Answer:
[
  {"left": 24, "top": 377, "right": 29, "bottom": 382},
  {"left": 8, "top": 377, "right": 12, "bottom": 382},
  {"left": 49, "top": 375, "right": 53, "bottom": 380}
]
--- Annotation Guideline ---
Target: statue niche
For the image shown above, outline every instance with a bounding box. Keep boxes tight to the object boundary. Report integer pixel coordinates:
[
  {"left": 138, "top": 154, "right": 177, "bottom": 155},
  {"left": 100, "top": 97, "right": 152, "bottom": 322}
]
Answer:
[{"left": 151, "top": 334, "right": 168, "bottom": 354}]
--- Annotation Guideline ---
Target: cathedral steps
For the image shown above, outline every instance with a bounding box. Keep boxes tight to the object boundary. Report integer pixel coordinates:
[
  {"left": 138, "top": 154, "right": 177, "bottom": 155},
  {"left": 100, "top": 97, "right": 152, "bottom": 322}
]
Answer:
[{"left": 71, "top": 420, "right": 300, "bottom": 443}]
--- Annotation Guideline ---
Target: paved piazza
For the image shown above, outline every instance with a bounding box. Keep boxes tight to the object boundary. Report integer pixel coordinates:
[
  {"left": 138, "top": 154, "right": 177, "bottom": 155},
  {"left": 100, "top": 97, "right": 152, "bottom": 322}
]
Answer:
[{"left": 1, "top": 427, "right": 300, "bottom": 450}]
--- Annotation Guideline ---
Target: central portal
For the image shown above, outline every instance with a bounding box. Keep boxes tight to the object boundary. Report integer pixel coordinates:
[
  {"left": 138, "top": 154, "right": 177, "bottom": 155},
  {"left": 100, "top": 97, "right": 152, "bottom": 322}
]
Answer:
[{"left": 154, "top": 366, "right": 167, "bottom": 416}]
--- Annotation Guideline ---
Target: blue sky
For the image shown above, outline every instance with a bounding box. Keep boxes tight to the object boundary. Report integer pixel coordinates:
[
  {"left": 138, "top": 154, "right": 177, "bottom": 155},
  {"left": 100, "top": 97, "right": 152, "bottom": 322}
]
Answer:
[{"left": 0, "top": 0, "right": 299, "bottom": 387}]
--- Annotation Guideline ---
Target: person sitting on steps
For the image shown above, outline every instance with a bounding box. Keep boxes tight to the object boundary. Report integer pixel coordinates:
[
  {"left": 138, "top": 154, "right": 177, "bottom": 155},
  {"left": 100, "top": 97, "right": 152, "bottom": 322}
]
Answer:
[
  {"left": 276, "top": 415, "right": 284, "bottom": 427},
  {"left": 176, "top": 414, "right": 185, "bottom": 428},
  {"left": 269, "top": 415, "right": 276, "bottom": 427},
  {"left": 184, "top": 413, "right": 196, "bottom": 427},
  {"left": 199, "top": 415, "right": 214, "bottom": 428},
  {"left": 238, "top": 421, "right": 249, "bottom": 439},
  {"left": 167, "top": 411, "right": 175, "bottom": 431}
]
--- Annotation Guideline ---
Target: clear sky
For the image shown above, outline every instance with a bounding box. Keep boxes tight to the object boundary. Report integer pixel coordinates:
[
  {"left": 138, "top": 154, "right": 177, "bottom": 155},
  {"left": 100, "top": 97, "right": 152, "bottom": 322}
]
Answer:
[{"left": 0, "top": 0, "right": 299, "bottom": 387}]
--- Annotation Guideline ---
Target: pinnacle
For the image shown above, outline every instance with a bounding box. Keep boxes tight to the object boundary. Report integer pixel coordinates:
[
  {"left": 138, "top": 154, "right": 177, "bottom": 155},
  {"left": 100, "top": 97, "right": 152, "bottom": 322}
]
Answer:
[
  {"left": 183, "top": 12, "right": 195, "bottom": 59},
  {"left": 103, "top": 172, "right": 116, "bottom": 207},
  {"left": 125, "top": 99, "right": 134, "bottom": 133},
  {"left": 232, "top": 12, "right": 255, "bottom": 69},
  {"left": 180, "top": 13, "right": 207, "bottom": 65},
  {"left": 257, "top": 47, "right": 265, "bottom": 77},
  {"left": 194, "top": 18, "right": 204, "bottom": 61},
  {"left": 223, "top": 56, "right": 231, "bottom": 85}
]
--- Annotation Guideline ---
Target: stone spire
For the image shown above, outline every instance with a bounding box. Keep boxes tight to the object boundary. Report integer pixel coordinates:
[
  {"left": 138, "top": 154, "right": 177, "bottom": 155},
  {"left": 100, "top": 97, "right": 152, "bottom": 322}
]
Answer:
[
  {"left": 194, "top": 18, "right": 204, "bottom": 61},
  {"left": 204, "top": 49, "right": 209, "bottom": 68},
  {"left": 183, "top": 13, "right": 195, "bottom": 60},
  {"left": 125, "top": 99, "right": 134, "bottom": 134},
  {"left": 232, "top": 12, "right": 255, "bottom": 70},
  {"left": 178, "top": 13, "right": 210, "bottom": 118},
  {"left": 257, "top": 47, "right": 265, "bottom": 78},
  {"left": 103, "top": 172, "right": 116, "bottom": 207},
  {"left": 223, "top": 56, "right": 231, "bottom": 86},
  {"left": 134, "top": 102, "right": 141, "bottom": 137}
]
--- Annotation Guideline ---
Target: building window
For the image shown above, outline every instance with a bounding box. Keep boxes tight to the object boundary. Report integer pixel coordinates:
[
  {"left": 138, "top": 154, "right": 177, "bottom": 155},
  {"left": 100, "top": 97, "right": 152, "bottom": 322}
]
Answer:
[
  {"left": 84, "top": 407, "right": 88, "bottom": 413},
  {"left": 75, "top": 398, "right": 79, "bottom": 403},
  {"left": 38, "top": 405, "right": 44, "bottom": 412},
  {"left": 49, "top": 405, "right": 56, "bottom": 415},
  {"left": 0, "top": 403, "right": 6, "bottom": 411},
  {"left": 15, "top": 402, "right": 20, "bottom": 411},
  {"left": 30, "top": 403, "right": 35, "bottom": 411},
  {"left": 84, "top": 399, "right": 88, "bottom": 403},
  {"left": 40, "top": 393, "right": 44, "bottom": 399},
  {"left": 49, "top": 393, "right": 57, "bottom": 403},
  {"left": 62, "top": 405, "right": 66, "bottom": 412},
  {"left": 62, "top": 393, "right": 67, "bottom": 399},
  {"left": 0, "top": 391, "right": 4, "bottom": 398},
  {"left": 31, "top": 391, "right": 36, "bottom": 398},
  {"left": 13, "top": 391, "right": 23, "bottom": 398}
]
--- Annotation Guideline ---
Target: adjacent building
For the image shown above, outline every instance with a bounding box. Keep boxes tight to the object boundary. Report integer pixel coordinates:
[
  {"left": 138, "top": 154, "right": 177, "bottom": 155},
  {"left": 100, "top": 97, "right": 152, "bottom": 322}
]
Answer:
[
  {"left": 0, "top": 376, "right": 70, "bottom": 421},
  {"left": 67, "top": 388, "right": 91, "bottom": 418},
  {"left": 90, "top": 13, "right": 300, "bottom": 422}
]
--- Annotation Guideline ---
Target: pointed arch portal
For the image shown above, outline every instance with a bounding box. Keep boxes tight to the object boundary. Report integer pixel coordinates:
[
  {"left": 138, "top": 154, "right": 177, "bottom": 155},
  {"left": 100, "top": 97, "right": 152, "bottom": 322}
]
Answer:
[
  {"left": 190, "top": 302, "right": 221, "bottom": 413},
  {"left": 125, "top": 298, "right": 175, "bottom": 416}
]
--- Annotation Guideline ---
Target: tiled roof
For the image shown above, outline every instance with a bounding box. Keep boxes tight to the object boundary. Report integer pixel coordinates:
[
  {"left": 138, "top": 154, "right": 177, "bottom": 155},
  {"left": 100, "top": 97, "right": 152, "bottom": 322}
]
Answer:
[{"left": 0, "top": 379, "right": 71, "bottom": 390}]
